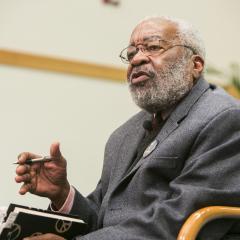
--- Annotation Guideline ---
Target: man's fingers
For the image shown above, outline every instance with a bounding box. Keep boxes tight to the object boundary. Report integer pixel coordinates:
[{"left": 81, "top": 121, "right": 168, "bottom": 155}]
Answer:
[
  {"left": 15, "top": 164, "right": 31, "bottom": 183},
  {"left": 16, "top": 164, "right": 31, "bottom": 175},
  {"left": 15, "top": 173, "right": 31, "bottom": 183},
  {"left": 48, "top": 142, "right": 66, "bottom": 168},
  {"left": 23, "top": 233, "right": 65, "bottom": 240},
  {"left": 17, "top": 152, "right": 41, "bottom": 164},
  {"left": 19, "top": 183, "right": 34, "bottom": 195},
  {"left": 50, "top": 142, "right": 62, "bottom": 159},
  {"left": 16, "top": 166, "right": 37, "bottom": 194}
]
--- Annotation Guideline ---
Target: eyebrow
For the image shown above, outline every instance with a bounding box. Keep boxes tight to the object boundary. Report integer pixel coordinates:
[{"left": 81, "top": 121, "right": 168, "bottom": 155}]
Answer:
[
  {"left": 130, "top": 35, "right": 166, "bottom": 46},
  {"left": 142, "top": 35, "right": 162, "bottom": 41}
]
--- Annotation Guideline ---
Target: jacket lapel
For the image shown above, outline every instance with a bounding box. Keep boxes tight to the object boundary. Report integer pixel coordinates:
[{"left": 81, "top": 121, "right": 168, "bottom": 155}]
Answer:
[
  {"left": 156, "top": 78, "right": 210, "bottom": 145},
  {"left": 110, "top": 112, "right": 150, "bottom": 185}
]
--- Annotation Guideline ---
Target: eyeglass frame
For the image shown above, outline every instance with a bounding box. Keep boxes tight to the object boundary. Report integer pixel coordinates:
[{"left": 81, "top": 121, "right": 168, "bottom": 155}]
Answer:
[{"left": 119, "top": 39, "right": 196, "bottom": 64}]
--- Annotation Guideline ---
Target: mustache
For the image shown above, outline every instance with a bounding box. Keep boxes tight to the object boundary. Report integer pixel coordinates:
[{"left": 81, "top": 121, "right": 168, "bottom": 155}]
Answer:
[{"left": 128, "top": 66, "right": 156, "bottom": 83}]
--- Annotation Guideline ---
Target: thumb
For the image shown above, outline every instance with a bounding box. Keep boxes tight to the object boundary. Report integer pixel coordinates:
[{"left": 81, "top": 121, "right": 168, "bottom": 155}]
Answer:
[{"left": 50, "top": 142, "right": 62, "bottom": 159}]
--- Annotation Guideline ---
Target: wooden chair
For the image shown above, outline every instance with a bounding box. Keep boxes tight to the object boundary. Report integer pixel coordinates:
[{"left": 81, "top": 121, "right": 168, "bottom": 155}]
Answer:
[{"left": 177, "top": 206, "right": 240, "bottom": 240}]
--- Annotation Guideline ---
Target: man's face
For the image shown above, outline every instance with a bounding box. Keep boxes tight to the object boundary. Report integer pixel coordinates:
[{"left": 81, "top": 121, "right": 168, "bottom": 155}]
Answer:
[{"left": 127, "top": 20, "right": 194, "bottom": 113}]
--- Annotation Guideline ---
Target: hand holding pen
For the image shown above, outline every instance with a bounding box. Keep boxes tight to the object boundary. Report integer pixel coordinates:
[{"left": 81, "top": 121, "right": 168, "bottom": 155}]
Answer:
[
  {"left": 15, "top": 142, "right": 70, "bottom": 209},
  {"left": 14, "top": 156, "right": 54, "bottom": 165}
]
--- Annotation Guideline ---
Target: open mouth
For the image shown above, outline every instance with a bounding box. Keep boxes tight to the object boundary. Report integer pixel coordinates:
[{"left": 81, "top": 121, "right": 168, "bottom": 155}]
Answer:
[{"left": 131, "top": 71, "right": 151, "bottom": 85}]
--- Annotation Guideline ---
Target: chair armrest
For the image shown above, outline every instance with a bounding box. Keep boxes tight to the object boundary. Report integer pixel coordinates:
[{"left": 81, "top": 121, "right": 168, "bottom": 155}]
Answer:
[{"left": 177, "top": 206, "right": 240, "bottom": 240}]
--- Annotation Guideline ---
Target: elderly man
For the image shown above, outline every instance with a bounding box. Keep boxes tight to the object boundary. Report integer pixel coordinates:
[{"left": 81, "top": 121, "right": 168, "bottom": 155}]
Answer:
[{"left": 16, "top": 16, "right": 240, "bottom": 240}]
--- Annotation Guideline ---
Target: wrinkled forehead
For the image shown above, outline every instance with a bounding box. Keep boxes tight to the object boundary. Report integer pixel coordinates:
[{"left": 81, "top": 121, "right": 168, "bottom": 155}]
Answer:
[{"left": 130, "top": 20, "right": 179, "bottom": 45}]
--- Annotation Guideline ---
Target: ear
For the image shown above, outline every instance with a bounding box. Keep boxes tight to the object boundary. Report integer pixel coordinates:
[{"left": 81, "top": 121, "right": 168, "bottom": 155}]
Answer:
[{"left": 191, "top": 55, "right": 204, "bottom": 79}]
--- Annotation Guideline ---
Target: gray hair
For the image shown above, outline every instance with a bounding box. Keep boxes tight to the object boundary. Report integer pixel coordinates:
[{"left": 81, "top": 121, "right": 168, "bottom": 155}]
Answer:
[{"left": 139, "top": 16, "right": 206, "bottom": 61}]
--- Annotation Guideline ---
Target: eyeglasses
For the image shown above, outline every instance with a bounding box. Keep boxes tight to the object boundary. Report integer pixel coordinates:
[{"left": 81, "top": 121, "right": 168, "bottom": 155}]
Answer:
[{"left": 119, "top": 39, "right": 196, "bottom": 64}]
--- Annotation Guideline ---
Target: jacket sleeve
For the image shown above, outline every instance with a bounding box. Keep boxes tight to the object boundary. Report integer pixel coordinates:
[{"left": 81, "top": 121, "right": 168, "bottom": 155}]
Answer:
[
  {"left": 69, "top": 181, "right": 103, "bottom": 232},
  {"left": 75, "top": 107, "right": 240, "bottom": 240}
]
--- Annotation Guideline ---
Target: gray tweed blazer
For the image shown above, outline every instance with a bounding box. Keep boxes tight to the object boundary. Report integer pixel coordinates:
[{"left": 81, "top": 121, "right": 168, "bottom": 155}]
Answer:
[{"left": 71, "top": 77, "right": 240, "bottom": 240}]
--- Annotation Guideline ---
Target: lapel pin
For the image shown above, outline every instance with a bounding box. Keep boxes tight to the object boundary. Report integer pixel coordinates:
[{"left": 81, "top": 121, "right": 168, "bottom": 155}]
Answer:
[{"left": 143, "top": 139, "right": 159, "bottom": 158}]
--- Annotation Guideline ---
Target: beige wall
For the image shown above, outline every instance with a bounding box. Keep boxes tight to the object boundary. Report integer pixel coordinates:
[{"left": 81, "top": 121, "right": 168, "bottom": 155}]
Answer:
[
  {"left": 0, "top": 65, "right": 138, "bottom": 207},
  {"left": 0, "top": 0, "right": 239, "bottom": 68},
  {"left": 0, "top": 0, "right": 239, "bottom": 207}
]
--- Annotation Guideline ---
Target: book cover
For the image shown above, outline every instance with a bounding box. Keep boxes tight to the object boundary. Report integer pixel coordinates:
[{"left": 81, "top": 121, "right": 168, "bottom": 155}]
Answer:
[{"left": 0, "top": 203, "right": 88, "bottom": 240}]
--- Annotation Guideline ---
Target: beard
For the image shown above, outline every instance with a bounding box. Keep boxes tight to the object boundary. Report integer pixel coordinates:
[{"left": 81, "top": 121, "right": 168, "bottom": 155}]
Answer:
[{"left": 128, "top": 55, "right": 193, "bottom": 113}]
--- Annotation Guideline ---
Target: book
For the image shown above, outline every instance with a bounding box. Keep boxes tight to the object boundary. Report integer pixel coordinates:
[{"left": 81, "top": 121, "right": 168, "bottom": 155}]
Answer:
[{"left": 0, "top": 203, "right": 88, "bottom": 240}]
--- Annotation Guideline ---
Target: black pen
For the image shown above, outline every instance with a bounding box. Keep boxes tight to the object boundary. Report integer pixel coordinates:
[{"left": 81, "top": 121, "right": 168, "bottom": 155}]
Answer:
[{"left": 13, "top": 156, "right": 53, "bottom": 165}]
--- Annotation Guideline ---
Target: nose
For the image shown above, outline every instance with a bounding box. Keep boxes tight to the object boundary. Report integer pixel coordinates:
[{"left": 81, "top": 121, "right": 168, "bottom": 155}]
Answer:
[{"left": 130, "top": 49, "right": 150, "bottom": 66}]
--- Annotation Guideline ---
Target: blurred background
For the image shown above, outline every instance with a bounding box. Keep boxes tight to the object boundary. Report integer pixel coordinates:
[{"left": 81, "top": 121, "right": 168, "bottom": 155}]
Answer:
[{"left": 0, "top": 0, "right": 239, "bottom": 208}]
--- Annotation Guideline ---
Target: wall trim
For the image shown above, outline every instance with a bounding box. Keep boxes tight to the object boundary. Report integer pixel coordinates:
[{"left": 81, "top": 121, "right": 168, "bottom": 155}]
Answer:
[{"left": 0, "top": 49, "right": 126, "bottom": 82}]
